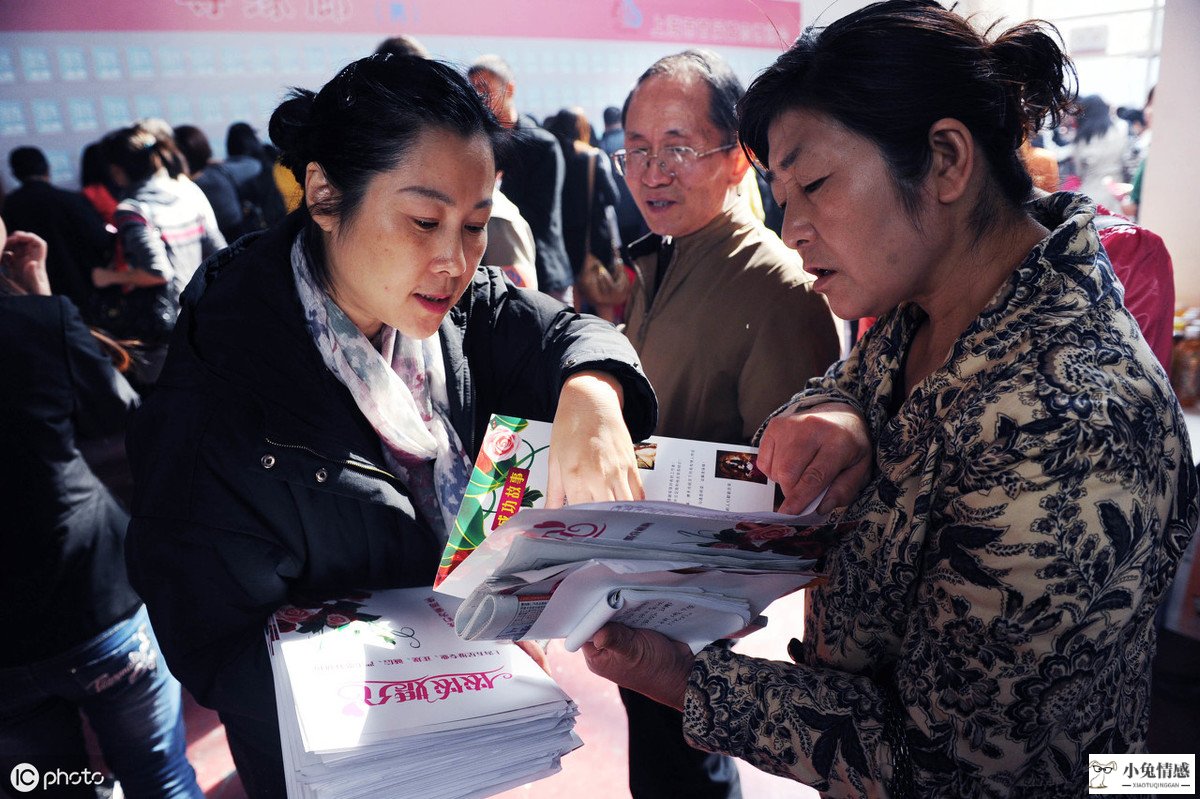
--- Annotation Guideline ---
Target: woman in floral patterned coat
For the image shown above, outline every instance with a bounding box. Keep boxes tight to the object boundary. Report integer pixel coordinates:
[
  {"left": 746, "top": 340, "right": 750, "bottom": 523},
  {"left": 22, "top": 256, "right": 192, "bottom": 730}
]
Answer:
[{"left": 582, "top": 2, "right": 1198, "bottom": 797}]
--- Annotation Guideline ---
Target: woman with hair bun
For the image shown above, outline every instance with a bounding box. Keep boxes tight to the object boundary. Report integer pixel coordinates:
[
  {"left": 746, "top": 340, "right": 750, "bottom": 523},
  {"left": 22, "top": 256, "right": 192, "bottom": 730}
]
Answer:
[
  {"left": 583, "top": 2, "right": 1197, "bottom": 796},
  {"left": 98, "top": 123, "right": 226, "bottom": 386},
  {"left": 124, "top": 54, "right": 656, "bottom": 795}
]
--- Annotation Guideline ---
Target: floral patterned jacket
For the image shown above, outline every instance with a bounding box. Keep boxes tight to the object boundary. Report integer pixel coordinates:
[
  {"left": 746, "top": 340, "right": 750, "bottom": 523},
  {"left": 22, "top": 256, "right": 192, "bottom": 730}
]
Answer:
[{"left": 682, "top": 193, "right": 1198, "bottom": 798}]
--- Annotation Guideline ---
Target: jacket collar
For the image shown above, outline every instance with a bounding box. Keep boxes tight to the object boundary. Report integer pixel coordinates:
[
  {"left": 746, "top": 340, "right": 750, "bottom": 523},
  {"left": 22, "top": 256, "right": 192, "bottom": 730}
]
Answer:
[
  {"left": 936, "top": 191, "right": 1110, "bottom": 382},
  {"left": 870, "top": 192, "right": 1112, "bottom": 479},
  {"left": 643, "top": 202, "right": 759, "bottom": 310},
  {"left": 169, "top": 212, "right": 471, "bottom": 469},
  {"left": 672, "top": 201, "right": 760, "bottom": 262}
]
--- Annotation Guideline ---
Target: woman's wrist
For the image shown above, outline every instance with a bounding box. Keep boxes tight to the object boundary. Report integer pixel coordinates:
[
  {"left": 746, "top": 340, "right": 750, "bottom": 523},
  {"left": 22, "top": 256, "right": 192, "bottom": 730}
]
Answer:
[{"left": 561, "top": 369, "right": 625, "bottom": 411}]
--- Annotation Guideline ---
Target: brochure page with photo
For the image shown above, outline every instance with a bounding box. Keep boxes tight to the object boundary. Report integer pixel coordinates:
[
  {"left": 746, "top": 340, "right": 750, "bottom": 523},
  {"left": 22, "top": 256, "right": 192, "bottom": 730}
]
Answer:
[{"left": 435, "top": 415, "right": 834, "bottom": 655}]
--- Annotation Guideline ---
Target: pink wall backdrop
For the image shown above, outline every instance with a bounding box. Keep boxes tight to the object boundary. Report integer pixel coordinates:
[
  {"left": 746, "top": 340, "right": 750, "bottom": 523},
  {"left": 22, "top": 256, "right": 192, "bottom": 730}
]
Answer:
[
  {"left": 2, "top": 0, "right": 800, "bottom": 46},
  {"left": 0, "top": 1, "right": 802, "bottom": 186}
]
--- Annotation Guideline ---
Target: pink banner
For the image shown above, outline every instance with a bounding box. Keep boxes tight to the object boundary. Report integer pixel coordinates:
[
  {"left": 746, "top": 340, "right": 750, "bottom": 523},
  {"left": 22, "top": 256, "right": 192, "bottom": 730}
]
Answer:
[{"left": 1, "top": 0, "right": 801, "bottom": 47}]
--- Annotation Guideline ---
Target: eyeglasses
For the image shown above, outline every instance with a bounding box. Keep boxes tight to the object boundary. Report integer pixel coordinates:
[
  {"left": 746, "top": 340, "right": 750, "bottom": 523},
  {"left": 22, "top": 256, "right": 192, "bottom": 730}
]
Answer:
[{"left": 613, "top": 144, "right": 736, "bottom": 177}]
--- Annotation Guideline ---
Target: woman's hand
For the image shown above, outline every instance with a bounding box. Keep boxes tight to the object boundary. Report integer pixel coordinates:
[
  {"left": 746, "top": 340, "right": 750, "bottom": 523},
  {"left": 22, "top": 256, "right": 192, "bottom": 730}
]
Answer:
[
  {"left": 582, "top": 623, "right": 694, "bottom": 711},
  {"left": 515, "top": 640, "right": 551, "bottom": 674},
  {"left": 3, "top": 231, "right": 50, "bottom": 296},
  {"left": 546, "top": 370, "right": 644, "bottom": 507},
  {"left": 758, "top": 402, "right": 872, "bottom": 515}
]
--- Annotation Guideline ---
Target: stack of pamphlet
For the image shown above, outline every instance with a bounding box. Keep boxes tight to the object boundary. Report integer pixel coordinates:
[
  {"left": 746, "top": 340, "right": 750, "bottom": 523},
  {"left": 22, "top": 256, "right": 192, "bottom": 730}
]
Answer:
[
  {"left": 434, "top": 416, "right": 832, "bottom": 654},
  {"left": 266, "top": 586, "right": 580, "bottom": 799}
]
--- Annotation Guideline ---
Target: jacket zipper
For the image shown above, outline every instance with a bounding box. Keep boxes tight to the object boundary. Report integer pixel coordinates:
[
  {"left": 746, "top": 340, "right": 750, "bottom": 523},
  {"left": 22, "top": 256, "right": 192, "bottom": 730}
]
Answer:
[
  {"left": 636, "top": 238, "right": 674, "bottom": 349},
  {"left": 264, "top": 437, "right": 400, "bottom": 482}
]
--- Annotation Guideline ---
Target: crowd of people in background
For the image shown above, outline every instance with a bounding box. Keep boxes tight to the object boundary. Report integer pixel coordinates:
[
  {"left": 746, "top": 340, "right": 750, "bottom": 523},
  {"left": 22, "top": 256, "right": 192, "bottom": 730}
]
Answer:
[
  {"left": 1, "top": 3, "right": 1193, "bottom": 798},
  {"left": 0, "top": 56, "right": 1158, "bottom": 365},
  {"left": 2, "top": 118, "right": 299, "bottom": 390},
  {"left": 1025, "top": 86, "right": 1156, "bottom": 220}
]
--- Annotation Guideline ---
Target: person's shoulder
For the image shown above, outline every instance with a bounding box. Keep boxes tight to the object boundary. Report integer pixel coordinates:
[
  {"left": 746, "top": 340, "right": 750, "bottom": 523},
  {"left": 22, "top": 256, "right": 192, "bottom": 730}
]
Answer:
[
  {"left": 189, "top": 212, "right": 296, "bottom": 294},
  {"left": 962, "top": 301, "right": 1173, "bottom": 436},
  {"left": 517, "top": 117, "right": 558, "bottom": 146},
  {"left": 10, "top": 181, "right": 48, "bottom": 198},
  {"left": 2, "top": 182, "right": 42, "bottom": 213},
  {"left": 732, "top": 223, "right": 811, "bottom": 286},
  {"left": 0, "top": 293, "right": 70, "bottom": 332}
]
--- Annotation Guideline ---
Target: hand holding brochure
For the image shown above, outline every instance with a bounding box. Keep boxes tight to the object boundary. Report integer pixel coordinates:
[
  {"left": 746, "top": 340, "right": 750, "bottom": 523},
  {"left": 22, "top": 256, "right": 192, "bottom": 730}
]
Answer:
[{"left": 436, "top": 416, "right": 835, "bottom": 654}]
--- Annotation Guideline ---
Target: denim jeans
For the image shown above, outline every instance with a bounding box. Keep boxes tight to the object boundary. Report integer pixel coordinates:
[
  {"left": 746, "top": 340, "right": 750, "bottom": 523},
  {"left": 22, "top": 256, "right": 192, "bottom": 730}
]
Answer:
[{"left": 0, "top": 605, "right": 203, "bottom": 799}]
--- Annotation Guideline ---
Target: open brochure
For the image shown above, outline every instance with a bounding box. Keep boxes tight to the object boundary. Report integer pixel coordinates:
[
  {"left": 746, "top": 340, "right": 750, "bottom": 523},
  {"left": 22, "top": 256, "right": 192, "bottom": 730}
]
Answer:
[
  {"left": 436, "top": 415, "right": 820, "bottom": 585},
  {"left": 434, "top": 416, "right": 831, "bottom": 654}
]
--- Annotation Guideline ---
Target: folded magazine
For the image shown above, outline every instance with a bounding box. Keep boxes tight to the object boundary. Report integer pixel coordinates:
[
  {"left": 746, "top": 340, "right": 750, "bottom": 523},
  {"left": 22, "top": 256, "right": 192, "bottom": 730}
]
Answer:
[{"left": 435, "top": 416, "right": 832, "bottom": 653}]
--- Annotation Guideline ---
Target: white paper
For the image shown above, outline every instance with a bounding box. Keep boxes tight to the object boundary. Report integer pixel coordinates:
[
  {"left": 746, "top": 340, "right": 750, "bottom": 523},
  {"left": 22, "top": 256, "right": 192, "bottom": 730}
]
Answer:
[{"left": 266, "top": 587, "right": 581, "bottom": 799}]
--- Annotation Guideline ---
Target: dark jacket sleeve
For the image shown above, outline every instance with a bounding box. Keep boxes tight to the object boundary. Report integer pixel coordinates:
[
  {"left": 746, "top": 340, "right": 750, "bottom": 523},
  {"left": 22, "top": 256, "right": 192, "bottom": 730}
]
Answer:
[
  {"left": 459, "top": 267, "right": 657, "bottom": 451},
  {"left": 58, "top": 297, "right": 139, "bottom": 438}
]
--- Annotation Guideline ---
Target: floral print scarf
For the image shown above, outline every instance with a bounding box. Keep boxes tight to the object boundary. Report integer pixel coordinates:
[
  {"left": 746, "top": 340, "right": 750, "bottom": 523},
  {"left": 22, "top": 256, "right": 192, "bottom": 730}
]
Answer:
[{"left": 290, "top": 233, "right": 472, "bottom": 542}]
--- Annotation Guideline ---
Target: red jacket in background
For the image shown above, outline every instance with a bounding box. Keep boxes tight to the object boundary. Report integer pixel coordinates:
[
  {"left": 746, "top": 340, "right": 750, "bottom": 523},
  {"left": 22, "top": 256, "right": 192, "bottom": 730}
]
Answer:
[{"left": 1095, "top": 210, "right": 1175, "bottom": 377}]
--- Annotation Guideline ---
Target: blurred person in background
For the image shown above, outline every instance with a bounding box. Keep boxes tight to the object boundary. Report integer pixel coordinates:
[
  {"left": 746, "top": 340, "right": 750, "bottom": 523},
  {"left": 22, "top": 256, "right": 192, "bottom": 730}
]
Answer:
[
  {"left": 175, "top": 123, "right": 252, "bottom": 243},
  {"left": 99, "top": 124, "right": 225, "bottom": 386},
  {"left": 546, "top": 107, "right": 623, "bottom": 320},
  {"left": 3, "top": 145, "right": 111, "bottom": 310},
  {"left": 80, "top": 142, "right": 120, "bottom": 225},
  {"left": 1072, "top": 94, "right": 1128, "bottom": 206},
  {"left": 599, "top": 105, "right": 624, "bottom": 156},
  {"left": 226, "top": 121, "right": 287, "bottom": 231},
  {"left": 483, "top": 176, "right": 539, "bottom": 290},
  {"left": 1020, "top": 138, "right": 1060, "bottom": 193},
  {"left": 374, "top": 33, "right": 430, "bottom": 58},
  {"left": 469, "top": 54, "right": 575, "bottom": 304},
  {"left": 1123, "top": 86, "right": 1155, "bottom": 220},
  {"left": 0, "top": 216, "right": 203, "bottom": 799}
]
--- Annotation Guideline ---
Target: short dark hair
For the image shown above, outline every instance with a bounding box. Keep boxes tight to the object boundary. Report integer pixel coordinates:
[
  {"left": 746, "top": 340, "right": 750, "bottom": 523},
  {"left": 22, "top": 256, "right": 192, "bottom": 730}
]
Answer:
[
  {"left": 226, "top": 122, "right": 264, "bottom": 159},
  {"left": 547, "top": 108, "right": 590, "bottom": 147},
  {"left": 174, "top": 125, "right": 214, "bottom": 175},
  {"left": 269, "top": 53, "right": 504, "bottom": 290},
  {"left": 1075, "top": 95, "right": 1113, "bottom": 144},
  {"left": 79, "top": 142, "right": 112, "bottom": 188},
  {"left": 602, "top": 106, "right": 621, "bottom": 127},
  {"left": 1116, "top": 106, "right": 1145, "bottom": 128},
  {"left": 738, "top": 0, "right": 1076, "bottom": 230},
  {"left": 467, "top": 54, "right": 514, "bottom": 86},
  {"left": 9, "top": 146, "right": 49, "bottom": 182},
  {"left": 622, "top": 49, "right": 743, "bottom": 145},
  {"left": 375, "top": 35, "right": 430, "bottom": 59}
]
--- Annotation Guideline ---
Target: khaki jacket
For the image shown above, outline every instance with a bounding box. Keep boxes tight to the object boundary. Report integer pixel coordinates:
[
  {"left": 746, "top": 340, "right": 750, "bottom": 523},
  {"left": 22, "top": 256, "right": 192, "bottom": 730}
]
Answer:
[{"left": 624, "top": 203, "right": 840, "bottom": 444}]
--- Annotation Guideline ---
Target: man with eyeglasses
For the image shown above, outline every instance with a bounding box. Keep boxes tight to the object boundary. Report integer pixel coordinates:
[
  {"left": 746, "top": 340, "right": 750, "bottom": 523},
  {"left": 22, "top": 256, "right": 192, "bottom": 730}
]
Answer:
[{"left": 609, "top": 50, "right": 841, "bottom": 799}]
